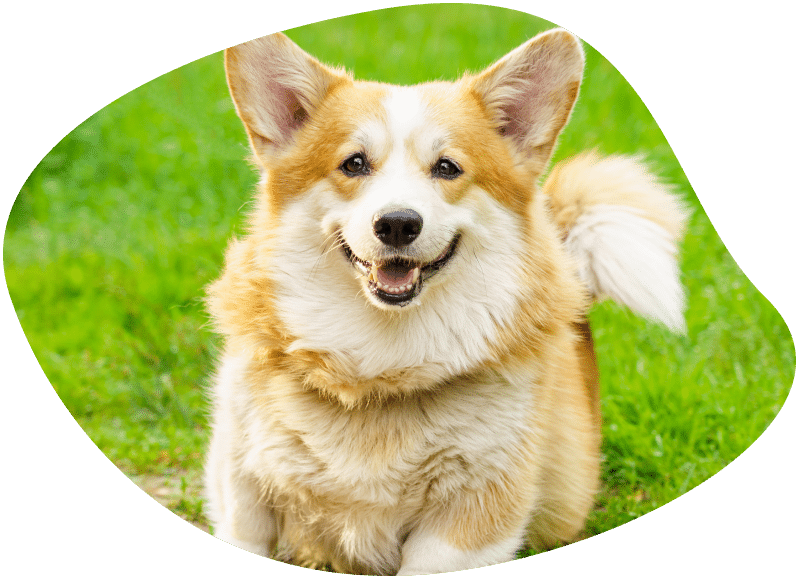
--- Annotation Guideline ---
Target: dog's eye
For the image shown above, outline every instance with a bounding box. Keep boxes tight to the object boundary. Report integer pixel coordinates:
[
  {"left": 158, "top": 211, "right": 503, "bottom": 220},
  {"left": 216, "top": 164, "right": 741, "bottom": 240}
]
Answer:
[
  {"left": 341, "top": 153, "right": 370, "bottom": 177},
  {"left": 432, "top": 158, "right": 462, "bottom": 180}
]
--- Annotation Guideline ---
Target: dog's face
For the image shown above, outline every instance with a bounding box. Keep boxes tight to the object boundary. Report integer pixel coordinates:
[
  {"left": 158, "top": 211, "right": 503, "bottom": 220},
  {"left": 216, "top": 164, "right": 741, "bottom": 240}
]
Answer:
[
  {"left": 325, "top": 85, "right": 478, "bottom": 309},
  {"left": 291, "top": 81, "right": 534, "bottom": 312},
  {"left": 221, "top": 30, "right": 585, "bottom": 386}
]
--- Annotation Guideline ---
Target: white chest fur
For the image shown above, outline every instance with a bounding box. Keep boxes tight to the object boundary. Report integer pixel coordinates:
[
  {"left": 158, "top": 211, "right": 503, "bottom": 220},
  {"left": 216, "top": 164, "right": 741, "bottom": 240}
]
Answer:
[
  {"left": 222, "top": 354, "right": 532, "bottom": 498},
  {"left": 211, "top": 353, "right": 536, "bottom": 570}
]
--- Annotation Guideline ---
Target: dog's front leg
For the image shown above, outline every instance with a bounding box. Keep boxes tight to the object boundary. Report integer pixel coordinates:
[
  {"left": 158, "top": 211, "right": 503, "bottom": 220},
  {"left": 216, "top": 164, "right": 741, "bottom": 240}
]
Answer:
[
  {"left": 396, "top": 479, "right": 531, "bottom": 575},
  {"left": 205, "top": 422, "right": 277, "bottom": 557},
  {"left": 396, "top": 527, "right": 525, "bottom": 575},
  {"left": 210, "top": 466, "right": 277, "bottom": 558}
]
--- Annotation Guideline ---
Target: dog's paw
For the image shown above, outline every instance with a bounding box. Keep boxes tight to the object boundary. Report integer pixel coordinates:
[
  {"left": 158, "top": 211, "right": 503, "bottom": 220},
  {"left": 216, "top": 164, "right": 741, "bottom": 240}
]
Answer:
[
  {"left": 215, "top": 530, "right": 271, "bottom": 557},
  {"left": 397, "top": 532, "right": 521, "bottom": 575}
]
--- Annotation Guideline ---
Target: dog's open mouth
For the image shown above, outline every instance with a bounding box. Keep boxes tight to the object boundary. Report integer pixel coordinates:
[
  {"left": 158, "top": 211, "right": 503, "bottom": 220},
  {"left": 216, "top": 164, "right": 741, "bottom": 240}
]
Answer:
[{"left": 339, "top": 234, "right": 461, "bottom": 306}]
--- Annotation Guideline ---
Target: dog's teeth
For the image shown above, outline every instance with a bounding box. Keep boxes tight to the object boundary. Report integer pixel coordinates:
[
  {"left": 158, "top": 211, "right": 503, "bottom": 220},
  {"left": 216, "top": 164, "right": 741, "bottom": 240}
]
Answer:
[
  {"left": 370, "top": 265, "right": 420, "bottom": 296},
  {"left": 373, "top": 280, "right": 415, "bottom": 295}
]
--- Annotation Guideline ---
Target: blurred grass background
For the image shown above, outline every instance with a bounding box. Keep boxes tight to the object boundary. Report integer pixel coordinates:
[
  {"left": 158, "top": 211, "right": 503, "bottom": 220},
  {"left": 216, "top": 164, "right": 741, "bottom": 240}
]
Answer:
[{"left": 3, "top": 4, "right": 795, "bottom": 550}]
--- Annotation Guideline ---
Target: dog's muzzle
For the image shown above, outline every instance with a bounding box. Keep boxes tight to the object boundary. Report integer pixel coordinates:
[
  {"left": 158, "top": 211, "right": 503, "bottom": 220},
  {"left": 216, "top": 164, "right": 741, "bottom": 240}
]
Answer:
[{"left": 339, "top": 231, "right": 460, "bottom": 307}]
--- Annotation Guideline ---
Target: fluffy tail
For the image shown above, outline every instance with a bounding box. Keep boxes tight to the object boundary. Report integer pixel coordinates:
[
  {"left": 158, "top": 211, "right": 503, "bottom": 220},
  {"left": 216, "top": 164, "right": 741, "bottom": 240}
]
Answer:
[{"left": 543, "top": 151, "right": 689, "bottom": 333}]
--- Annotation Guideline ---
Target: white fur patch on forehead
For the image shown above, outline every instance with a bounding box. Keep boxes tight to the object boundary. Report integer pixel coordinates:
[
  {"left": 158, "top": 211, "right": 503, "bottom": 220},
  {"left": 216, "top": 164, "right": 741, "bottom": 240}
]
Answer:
[
  {"left": 382, "top": 87, "right": 445, "bottom": 161},
  {"left": 384, "top": 87, "right": 426, "bottom": 139}
]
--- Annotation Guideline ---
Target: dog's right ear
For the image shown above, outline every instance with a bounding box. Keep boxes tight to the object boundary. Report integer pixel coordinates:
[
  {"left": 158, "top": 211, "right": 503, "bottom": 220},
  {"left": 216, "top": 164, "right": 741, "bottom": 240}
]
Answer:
[{"left": 225, "top": 33, "right": 350, "bottom": 164}]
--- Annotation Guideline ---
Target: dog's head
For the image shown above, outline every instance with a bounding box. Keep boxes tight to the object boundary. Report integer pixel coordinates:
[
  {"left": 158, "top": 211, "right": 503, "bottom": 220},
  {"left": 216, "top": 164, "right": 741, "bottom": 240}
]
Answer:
[{"left": 218, "top": 30, "right": 586, "bottom": 398}]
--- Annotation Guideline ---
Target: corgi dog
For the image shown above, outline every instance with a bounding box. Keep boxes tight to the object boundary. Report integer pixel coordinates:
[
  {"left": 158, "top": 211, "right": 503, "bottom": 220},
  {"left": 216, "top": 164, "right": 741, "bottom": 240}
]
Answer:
[{"left": 204, "top": 28, "right": 686, "bottom": 575}]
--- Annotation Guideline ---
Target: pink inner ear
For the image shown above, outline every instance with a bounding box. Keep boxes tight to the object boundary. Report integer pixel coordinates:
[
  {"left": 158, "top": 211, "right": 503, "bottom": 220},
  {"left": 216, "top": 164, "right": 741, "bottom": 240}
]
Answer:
[
  {"left": 292, "top": 105, "right": 309, "bottom": 127},
  {"left": 256, "top": 80, "right": 307, "bottom": 146},
  {"left": 501, "top": 99, "right": 525, "bottom": 141},
  {"left": 472, "top": 31, "right": 584, "bottom": 162},
  {"left": 505, "top": 64, "right": 568, "bottom": 151},
  {"left": 226, "top": 33, "right": 349, "bottom": 159},
  {"left": 493, "top": 90, "right": 543, "bottom": 152}
]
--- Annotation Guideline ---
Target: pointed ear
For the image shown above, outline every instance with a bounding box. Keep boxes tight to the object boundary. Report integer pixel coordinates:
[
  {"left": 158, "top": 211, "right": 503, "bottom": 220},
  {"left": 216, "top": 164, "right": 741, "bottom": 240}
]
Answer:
[
  {"left": 225, "top": 33, "right": 350, "bottom": 164},
  {"left": 468, "top": 29, "right": 585, "bottom": 171}
]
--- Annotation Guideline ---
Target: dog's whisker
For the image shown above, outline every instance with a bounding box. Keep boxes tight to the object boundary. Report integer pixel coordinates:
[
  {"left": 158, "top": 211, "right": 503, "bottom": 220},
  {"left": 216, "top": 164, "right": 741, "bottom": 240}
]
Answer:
[{"left": 305, "top": 232, "right": 347, "bottom": 286}]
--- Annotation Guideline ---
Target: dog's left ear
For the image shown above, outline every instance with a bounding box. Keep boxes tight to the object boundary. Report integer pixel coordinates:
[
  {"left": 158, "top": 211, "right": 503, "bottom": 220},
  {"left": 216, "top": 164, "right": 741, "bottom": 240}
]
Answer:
[{"left": 469, "top": 29, "right": 584, "bottom": 171}]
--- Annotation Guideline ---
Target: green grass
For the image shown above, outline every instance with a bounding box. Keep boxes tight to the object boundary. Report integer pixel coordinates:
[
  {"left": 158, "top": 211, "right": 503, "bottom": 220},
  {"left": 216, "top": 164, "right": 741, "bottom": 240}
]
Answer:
[{"left": 3, "top": 4, "right": 795, "bottom": 548}]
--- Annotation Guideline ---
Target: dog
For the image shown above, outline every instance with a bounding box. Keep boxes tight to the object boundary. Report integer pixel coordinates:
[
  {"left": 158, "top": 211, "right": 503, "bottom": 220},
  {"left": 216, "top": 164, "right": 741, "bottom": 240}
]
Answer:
[{"left": 203, "top": 28, "right": 687, "bottom": 575}]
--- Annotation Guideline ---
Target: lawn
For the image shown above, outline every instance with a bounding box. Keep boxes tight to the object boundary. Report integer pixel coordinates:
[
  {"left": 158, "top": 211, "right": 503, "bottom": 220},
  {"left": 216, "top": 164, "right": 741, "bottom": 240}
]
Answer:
[{"left": 3, "top": 3, "right": 795, "bottom": 556}]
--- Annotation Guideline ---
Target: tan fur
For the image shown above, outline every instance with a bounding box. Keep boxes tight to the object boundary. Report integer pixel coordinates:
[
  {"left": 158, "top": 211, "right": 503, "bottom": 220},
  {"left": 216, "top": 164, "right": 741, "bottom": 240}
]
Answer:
[
  {"left": 415, "top": 84, "right": 538, "bottom": 214},
  {"left": 544, "top": 150, "right": 687, "bottom": 240},
  {"left": 204, "top": 29, "right": 685, "bottom": 575}
]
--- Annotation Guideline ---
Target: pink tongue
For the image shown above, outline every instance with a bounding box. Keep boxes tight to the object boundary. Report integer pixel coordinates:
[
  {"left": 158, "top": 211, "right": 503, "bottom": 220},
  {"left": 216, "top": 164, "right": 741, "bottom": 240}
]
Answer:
[{"left": 376, "top": 266, "right": 414, "bottom": 288}]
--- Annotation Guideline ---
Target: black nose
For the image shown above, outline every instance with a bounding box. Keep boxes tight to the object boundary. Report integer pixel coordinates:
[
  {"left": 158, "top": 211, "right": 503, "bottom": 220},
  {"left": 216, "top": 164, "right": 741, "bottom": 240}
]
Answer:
[{"left": 373, "top": 209, "right": 423, "bottom": 247}]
